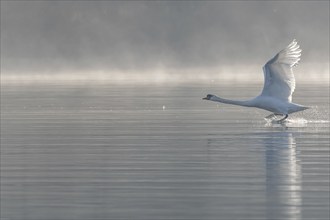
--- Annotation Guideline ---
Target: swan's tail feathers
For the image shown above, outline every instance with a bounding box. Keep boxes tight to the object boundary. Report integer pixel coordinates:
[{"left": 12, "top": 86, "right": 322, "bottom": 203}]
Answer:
[
  {"left": 288, "top": 103, "right": 310, "bottom": 114},
  {"left": 298, "top": 105, "right": 310, "bottom": 111}
]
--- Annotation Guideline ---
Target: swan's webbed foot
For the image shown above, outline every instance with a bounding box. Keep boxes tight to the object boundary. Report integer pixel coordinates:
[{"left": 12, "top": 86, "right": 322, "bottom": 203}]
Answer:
[
  {"left": 277, "top": 114, "right": 288, "bottom": 123},
  {"left": 264, "top": 113, "right": 288, "bottom": 123}
]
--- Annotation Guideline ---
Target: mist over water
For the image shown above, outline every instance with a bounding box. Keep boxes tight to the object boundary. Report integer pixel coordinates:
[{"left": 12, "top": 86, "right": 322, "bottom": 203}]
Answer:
[{"left": 1, "top": 1, "right": 329, "bottom": 83}]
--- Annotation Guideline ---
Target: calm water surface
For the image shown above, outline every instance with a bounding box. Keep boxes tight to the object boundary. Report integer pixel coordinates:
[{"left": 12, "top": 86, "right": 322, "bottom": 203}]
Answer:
[{"left": 1, "top": 83, "right": 329, "bottom": 220}]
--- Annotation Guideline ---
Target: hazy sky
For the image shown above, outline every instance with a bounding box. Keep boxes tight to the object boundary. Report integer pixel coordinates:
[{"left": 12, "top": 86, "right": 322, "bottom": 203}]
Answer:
[{"left": 1, "top": 1, "right": 329, "bottom": 81}]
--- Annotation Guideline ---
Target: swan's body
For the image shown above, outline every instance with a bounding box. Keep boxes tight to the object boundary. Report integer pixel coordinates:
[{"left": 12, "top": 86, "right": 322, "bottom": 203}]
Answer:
[{"left": 203, "top": 40, "right": 309, "bottom": 121}]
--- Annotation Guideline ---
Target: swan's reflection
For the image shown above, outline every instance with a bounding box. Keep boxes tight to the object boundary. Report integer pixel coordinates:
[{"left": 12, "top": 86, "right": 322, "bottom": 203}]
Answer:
[{"left": 264, "top": 131, "right": 301, "bottom": 220}]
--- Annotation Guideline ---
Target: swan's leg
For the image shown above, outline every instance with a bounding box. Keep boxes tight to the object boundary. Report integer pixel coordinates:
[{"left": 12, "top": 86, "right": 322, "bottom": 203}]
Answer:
[
  {"left": 265, "top": 113, "right": 275, "bottom": 119},
  {"left": 277, "top": 114, "right": 288, "bottom": 123},
  {"left": 265, "top": 113, "right": 282, "bottom": 120}
]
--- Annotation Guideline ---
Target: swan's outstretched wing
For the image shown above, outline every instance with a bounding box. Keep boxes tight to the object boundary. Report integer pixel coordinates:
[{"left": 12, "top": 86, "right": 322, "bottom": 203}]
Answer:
[{"left": 261, "top": 39, "right": 301, "bottom": 102}]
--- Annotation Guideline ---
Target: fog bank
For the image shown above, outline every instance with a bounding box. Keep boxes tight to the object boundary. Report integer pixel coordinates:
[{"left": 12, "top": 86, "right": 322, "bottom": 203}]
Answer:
[{"left": 1, "top": 1, "right": 329, "bottom": 83}]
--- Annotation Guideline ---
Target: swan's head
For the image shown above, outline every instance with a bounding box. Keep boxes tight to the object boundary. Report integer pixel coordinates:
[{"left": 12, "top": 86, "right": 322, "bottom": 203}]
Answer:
[{"left": 202, "top": 94, "right": 215, "bottom": 100}]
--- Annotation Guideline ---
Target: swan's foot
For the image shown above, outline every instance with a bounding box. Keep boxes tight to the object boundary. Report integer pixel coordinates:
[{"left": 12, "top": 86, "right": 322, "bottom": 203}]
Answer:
[
  {"left": 264, "top": 113, "right": 288, "bottom": 124},
  {"left": 277, "top": 114, "right": 288, "bottom": 123}
]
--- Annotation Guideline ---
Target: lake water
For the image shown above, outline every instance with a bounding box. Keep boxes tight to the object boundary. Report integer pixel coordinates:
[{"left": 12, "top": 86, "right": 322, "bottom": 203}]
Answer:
[{"left": 1, "top": 82, "right": 329, "bottom": 220}]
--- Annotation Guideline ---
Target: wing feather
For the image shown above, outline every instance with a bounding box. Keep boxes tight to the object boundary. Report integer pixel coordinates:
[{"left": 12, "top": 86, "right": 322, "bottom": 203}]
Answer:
[{"left": 261, "top": 39, "right": 301, "bottom": 102}]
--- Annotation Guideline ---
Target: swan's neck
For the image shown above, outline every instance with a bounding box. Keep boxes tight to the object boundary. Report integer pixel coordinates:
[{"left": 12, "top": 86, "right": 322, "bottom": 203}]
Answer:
[{"left": 211, "top": 96, "right": 254, "bottom": 107}]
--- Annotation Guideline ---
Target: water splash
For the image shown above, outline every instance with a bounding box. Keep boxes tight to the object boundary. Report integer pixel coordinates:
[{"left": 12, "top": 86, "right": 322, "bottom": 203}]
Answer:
[
  {"left": 307, "top": 120, "right": 330, "bottom": 123},
  {"left": 264, "top": 117, "right": 306, "bottom": 127},
  {"left": 286, "top": 118, "right": 309, "bottom": 124},
  {"left": 264, "top": 117, "right": 329, "bottom": 128},
  {"left": 263, "top": 105, "right": 329, "bottom": 128}
]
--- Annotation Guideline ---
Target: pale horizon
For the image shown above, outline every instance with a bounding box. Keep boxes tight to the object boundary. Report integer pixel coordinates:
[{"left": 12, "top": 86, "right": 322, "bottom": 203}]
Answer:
[{"left": 1, "top": 1, "right": 329, "bottom": 84}]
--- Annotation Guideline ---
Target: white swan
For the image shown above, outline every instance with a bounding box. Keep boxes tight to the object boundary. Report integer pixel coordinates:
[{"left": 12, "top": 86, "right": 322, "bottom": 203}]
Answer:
[{"left": 203, "top": 39, "right": 309, "bottom": 122}]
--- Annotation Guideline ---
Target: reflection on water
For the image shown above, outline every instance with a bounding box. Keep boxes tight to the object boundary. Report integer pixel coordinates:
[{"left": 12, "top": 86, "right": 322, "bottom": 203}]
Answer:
[
  {"left": 264, "top": 131, "right": 301, "bottom": 220},
  {"left": 1, "top": 84, "right": 329, "bottom": 220}
]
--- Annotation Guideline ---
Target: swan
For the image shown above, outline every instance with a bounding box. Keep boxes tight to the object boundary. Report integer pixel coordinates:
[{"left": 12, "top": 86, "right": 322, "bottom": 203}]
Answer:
[{"left": 203, "top": 39, "right": 309, "bottom": 122}]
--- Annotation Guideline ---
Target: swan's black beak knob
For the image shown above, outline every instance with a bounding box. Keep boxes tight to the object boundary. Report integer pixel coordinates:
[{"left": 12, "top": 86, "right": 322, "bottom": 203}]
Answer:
[{"left": 203, "top": 94, "right": 213, "bottom": 100}]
